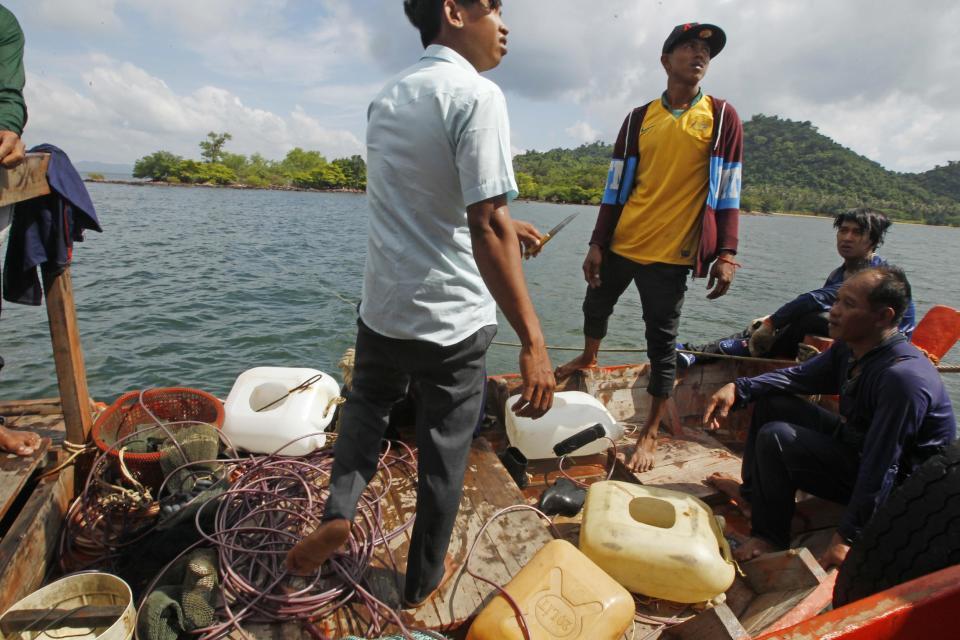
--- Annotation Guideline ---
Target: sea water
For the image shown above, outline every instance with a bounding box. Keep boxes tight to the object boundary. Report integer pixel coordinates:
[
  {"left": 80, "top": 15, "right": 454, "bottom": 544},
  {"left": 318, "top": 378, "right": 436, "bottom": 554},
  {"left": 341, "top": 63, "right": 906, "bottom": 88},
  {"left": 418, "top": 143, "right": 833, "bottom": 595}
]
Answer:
[{"left": 2, "top": 183, "right": 958, "bottom": 408}]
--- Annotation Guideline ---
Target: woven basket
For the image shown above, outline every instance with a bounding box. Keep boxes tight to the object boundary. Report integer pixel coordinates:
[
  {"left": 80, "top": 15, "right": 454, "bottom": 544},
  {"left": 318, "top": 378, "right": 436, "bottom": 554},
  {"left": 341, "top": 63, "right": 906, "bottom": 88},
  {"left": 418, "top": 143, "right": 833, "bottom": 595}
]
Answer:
[{"left": 92, "top": 388, "right": 224, "bottom": 493}]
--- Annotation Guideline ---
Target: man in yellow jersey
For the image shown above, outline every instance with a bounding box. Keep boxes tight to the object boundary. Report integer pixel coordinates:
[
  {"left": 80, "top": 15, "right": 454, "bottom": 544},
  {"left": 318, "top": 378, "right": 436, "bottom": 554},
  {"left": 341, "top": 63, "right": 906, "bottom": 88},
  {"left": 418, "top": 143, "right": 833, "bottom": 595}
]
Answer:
[{"left": 557, "top": 22, "right": 744, "bottom": 472}]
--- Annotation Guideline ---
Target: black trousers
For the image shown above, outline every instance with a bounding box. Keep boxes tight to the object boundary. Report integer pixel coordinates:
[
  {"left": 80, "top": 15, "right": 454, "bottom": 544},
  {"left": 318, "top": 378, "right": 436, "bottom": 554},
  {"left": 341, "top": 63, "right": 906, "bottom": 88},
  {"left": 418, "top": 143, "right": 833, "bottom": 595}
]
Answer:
[
  {"left": 769, "top": 311, "right": 830, "bottom": 359},
  {"left": 582, "top": 251, "right": 688, "bottom": 397},
  {"left": 323, "top": 319, "right": 495, "bottom": 603},
  {"left": 742, "top": 394, "right": 858, "bottom": 549}
]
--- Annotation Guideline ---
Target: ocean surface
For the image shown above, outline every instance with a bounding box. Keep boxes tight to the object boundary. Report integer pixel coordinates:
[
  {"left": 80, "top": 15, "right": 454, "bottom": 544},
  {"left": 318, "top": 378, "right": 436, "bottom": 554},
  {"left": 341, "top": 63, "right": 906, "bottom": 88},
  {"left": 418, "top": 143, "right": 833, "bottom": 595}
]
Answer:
[{"left": 2, "top": 183, "right": 958, "bottom": 409}]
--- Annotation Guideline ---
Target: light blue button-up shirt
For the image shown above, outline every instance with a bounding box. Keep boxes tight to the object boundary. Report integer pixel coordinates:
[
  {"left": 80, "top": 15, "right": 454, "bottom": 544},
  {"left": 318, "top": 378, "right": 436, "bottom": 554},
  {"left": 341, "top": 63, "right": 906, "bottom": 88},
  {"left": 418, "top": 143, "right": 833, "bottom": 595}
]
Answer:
[{"left": 359, "top": 45, "right": 518, "bottom": 346}]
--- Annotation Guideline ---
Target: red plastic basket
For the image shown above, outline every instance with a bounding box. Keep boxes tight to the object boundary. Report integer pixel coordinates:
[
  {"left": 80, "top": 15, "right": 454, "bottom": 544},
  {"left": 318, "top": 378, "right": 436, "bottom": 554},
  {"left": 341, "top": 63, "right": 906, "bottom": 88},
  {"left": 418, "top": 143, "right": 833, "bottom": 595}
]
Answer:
[{"left": 91, "top": 387, "right": 224, "bottom": 493}]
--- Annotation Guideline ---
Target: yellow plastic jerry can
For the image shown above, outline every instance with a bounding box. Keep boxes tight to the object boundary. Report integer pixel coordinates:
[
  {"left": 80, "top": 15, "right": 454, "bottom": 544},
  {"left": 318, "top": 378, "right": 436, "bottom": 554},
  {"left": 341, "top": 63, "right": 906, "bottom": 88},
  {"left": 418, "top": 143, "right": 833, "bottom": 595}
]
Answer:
[
  {"left": 579, "top": 481, "right": 735, "bottom": 603},
  {"left": 466, "top": 539, "right": 634, "bottom": 640}
]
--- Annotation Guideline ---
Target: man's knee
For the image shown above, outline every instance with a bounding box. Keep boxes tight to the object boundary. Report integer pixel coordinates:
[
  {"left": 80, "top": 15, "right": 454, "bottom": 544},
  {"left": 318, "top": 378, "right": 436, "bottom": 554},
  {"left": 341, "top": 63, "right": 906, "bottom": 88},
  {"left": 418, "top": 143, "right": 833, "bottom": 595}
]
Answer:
[{"left": 756, "top": 421, "right": 797, "bottom": 456}]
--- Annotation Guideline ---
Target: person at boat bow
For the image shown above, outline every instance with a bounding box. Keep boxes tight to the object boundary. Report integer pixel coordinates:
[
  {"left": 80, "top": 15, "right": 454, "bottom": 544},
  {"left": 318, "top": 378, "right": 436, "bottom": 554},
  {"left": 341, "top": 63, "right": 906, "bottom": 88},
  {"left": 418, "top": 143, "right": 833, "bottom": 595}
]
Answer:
[
  {"left": 679, "top": 208, "right": 916, "bottom": 363},
  {"left": 0, "top": 4, "right": 26, "bottom": 168},
  {"left": 285, "top": 0, "right": 555, "bottom": 607},
  {"left": 703, "top": 266, "right": 956, "bottom": 568},
  {"left": 0, "top": 4, "right": 40, "bottom": 456},
  {"left": 556, "top": 22, "right": 744, "bottom": 473}
]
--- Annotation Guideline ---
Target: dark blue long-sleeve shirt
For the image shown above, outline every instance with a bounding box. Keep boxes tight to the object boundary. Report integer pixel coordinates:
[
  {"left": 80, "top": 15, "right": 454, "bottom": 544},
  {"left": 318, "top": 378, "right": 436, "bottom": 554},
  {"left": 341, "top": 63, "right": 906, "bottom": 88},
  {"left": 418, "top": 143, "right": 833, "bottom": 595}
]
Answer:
[
  {"left": 2, "top": 144, "right": 101, "bottom": 310},
  {"left": 734, "top": 334, "right": 956, "bottom": 541},
  {"left": 769, "top": 254, "right": 917, "bottom": 337}
]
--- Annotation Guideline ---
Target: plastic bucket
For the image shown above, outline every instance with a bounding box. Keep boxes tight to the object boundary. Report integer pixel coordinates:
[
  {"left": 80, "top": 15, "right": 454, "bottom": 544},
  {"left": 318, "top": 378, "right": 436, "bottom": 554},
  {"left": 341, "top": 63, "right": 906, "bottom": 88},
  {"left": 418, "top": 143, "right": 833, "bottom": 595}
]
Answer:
[
  {"left": 0, "top": 573, "right": 135, "bottom": 640},
  {"left": 92, "top": 388, "right": 224, "bottom": 492}
]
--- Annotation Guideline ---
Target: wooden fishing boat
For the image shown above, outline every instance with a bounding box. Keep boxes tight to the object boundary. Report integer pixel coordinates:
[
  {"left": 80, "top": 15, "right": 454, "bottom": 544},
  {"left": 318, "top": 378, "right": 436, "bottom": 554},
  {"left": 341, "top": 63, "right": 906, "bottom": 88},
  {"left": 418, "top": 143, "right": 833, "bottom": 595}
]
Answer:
[{"left": 0, "top": 160, "right": 957, "bottom": 638}]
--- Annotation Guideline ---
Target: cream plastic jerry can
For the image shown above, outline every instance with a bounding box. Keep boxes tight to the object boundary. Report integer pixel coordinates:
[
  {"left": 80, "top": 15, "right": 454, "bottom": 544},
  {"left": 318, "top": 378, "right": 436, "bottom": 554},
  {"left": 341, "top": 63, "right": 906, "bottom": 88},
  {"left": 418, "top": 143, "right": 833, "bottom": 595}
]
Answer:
[
  {"left": 466, "top": 539, "right": 634, "bottom": 640},
  {"left": 222, "top": 367, "right": 341, "bottom": 456},
  {"left": 579, "top": 481, "right": 736, "bottom": 603}
]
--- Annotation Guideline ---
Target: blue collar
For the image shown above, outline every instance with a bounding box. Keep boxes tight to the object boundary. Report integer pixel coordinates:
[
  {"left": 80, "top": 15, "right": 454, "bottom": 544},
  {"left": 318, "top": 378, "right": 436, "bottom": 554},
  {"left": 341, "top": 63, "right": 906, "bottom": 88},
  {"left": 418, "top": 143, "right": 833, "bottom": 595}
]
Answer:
[{"left": 661, "top": 89, "right": 703, "bottom": 116}]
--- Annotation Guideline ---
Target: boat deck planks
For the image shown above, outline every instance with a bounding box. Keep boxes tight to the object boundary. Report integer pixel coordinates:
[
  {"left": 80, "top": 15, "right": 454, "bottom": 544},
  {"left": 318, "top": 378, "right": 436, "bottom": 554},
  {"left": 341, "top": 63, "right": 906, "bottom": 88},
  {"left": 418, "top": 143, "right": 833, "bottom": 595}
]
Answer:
[
  {"left": 249, "top": 436, "right": 555, "bottom": 638},
  {"left": 629, "top": 427, "right": 743, "bottom": 501},
  {"left": 0, "top": 401, "right": 72, "bottom": 613},
  {"left": 0, "top": 440, "right": 50, "bottom": 525}
]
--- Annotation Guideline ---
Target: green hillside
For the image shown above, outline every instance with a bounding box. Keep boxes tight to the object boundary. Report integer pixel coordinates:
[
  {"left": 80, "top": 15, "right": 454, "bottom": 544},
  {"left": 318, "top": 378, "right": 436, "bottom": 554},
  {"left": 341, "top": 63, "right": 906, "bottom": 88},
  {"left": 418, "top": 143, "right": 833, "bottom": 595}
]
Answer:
[
  {"left": 513, "top": 115, "right": 960, "bottom": 227},
  {"left": 913, "top": 161, "right": 960, "bottom": 202}
]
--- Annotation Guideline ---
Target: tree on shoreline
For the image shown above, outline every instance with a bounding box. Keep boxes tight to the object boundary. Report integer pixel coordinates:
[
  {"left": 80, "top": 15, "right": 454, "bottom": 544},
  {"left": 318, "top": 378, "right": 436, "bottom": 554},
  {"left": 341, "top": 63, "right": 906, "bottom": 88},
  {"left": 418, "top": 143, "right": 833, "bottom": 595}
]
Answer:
[
  {"left": 133, "top": 150, "right": 182, "bottom": 181},
  {"left": 199, "top": 132, "right": 233, "bottom": 164}
]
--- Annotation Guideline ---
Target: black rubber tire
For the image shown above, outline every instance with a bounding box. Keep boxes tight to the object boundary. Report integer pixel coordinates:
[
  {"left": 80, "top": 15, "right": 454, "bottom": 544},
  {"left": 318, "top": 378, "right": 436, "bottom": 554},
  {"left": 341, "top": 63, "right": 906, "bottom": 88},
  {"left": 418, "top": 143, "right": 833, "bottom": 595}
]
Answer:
[{"left": 833, "top": 440, "right": 960, "bottom": 607}]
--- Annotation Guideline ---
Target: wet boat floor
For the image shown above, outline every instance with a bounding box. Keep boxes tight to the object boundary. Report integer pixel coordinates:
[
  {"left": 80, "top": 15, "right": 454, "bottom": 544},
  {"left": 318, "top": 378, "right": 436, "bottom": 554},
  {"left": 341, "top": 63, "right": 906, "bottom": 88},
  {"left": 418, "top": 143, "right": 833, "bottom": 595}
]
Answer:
[
  {"left": 251, "top": 424, "right": 842, "bottom": 638},
  {"left": 0, "top": 401, "right": 841, "bottom": 639}
]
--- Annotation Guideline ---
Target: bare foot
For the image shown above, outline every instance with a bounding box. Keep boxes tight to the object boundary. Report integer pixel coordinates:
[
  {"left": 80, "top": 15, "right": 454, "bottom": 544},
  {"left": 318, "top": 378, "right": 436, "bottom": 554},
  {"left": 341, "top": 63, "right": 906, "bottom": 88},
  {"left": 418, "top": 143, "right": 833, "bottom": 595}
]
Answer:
[
  {"left": 403, "top": 554, "right": 459, "bottom": 609},
  {"left": 733, "top": 536, "right": 776, "bottom": 562},
  {"left": 706, "top": 472, "right": 751, "bottom": 518},
  {"left": 285, "top": 519, "right": 351, "bottom": 575},
  {"left": 620, "top": 433, "right": 657, "bottom": 473},
  {"left": 555, "top": 352, "right": 597, "bottom": 379},
  {"left": 0, "top": 426, "right": 41, "bottom": 456}
]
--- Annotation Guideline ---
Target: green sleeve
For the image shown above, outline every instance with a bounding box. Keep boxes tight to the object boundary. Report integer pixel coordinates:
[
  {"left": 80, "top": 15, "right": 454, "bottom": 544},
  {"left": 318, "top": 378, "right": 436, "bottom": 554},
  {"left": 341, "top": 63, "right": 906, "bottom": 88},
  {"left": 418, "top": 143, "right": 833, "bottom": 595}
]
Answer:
[{"left": 0, "top": 5, "right": 26, "bottom": 135}]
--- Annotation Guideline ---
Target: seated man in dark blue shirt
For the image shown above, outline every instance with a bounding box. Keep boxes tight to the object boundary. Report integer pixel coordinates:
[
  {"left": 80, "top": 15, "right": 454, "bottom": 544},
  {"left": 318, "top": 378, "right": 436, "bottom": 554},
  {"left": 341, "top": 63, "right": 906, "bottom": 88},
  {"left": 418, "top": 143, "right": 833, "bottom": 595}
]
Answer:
[
  {"left": 679, "top": 208, "right": 916, "bottom": 365},
  {"left": 703, "top": 265, "right": 956, "bottom": 568}
]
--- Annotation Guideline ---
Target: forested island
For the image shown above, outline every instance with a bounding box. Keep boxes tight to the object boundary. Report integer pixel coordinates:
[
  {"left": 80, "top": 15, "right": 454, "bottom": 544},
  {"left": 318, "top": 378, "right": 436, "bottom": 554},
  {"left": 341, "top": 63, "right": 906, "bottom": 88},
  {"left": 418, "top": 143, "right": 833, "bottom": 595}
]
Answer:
[
  {"left": 131, "top": 132, "right": 367, "bottom": 191},
  {"left": 127, "top": 117, "right": 960, "bottom": 226}
]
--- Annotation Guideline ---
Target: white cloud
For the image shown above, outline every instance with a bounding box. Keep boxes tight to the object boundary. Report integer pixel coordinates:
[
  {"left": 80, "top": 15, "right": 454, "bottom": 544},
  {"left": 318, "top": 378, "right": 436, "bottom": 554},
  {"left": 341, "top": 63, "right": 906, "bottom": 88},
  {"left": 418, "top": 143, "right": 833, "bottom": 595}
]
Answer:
[
  {"left": 13, "top": 0, "right": 960, "bottom": 171},
  {"left": 771, "top": 92, "right": 958, "bottom": 174},
  {"left": 121, "top": 0, "right": 373, "bottom": 84},
  {"left": 303, "top": 82, "right": 382, "bottom": 111},
  {"left": 24, "top": 0, "right": 122, "bottom": 32},
  {"left": 565, "top": 121, "right": 601, "bottom": 145},
  {"left": 288, "top": 107, "right": 363, "bottom": 159},
  {"left": 22, "top": 60, "right": 362, "bottom": 163}
]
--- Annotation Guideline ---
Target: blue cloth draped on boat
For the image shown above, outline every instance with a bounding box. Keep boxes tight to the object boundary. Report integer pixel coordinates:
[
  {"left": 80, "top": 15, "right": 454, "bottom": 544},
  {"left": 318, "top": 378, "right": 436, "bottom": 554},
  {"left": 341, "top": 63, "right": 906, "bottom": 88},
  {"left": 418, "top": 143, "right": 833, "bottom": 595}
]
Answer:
[{"left": 1, "top": 143, "right": 101, "bottom": 313}]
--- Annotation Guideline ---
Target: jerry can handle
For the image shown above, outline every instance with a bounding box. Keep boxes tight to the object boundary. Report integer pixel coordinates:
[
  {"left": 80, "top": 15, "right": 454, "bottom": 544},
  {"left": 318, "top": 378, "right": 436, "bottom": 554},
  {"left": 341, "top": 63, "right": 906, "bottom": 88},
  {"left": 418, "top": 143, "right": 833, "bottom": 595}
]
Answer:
[
  {"left": 712, "top": 514, "right": 735, "bottom": 565},
  {"left": 553, "top": 423, "right": 606, "bottom": 457}
]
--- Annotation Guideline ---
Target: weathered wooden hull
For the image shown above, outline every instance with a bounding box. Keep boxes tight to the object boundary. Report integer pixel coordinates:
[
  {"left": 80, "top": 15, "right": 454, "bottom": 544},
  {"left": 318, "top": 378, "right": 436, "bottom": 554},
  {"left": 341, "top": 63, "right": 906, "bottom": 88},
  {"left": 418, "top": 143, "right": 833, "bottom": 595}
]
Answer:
[{"left": 0, "top": 355, "right": 951, "bottom": 639}]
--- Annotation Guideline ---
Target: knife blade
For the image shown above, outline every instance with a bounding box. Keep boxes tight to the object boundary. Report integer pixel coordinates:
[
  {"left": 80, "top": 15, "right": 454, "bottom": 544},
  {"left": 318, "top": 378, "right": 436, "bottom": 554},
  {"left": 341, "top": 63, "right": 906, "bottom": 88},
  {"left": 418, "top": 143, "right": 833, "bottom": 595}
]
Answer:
[{"left": 525, "top": 211, "right": 579, "bottom": 258}]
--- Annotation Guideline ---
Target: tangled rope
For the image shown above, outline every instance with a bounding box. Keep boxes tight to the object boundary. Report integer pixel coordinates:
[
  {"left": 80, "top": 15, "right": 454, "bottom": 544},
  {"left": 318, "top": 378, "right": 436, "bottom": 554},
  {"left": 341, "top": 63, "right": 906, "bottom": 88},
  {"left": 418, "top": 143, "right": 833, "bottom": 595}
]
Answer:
[
  {"left": 134, "top": 437, "right": 429, "bottom": 640},
  {"left": 60, "top": 415, "right": 236, "bottom": 572}
]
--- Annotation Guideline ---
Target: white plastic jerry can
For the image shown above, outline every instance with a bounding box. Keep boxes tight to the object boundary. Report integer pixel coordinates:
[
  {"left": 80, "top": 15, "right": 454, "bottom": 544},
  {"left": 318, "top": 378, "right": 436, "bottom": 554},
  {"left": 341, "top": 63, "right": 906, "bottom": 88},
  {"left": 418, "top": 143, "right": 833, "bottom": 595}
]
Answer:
[
  {"left": 222, "top": 367, "right": 341, "bottom": 456},
  {"left": 505, "top": 391, "right": 623, "bottom": 459}
]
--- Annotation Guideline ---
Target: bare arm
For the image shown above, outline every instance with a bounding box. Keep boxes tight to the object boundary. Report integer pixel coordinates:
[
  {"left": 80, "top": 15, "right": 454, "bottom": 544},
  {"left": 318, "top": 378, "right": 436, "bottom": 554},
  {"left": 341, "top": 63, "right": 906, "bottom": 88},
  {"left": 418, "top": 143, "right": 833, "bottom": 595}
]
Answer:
[{"left": 468, "top": 195, "right": 555, "bottom": 418}]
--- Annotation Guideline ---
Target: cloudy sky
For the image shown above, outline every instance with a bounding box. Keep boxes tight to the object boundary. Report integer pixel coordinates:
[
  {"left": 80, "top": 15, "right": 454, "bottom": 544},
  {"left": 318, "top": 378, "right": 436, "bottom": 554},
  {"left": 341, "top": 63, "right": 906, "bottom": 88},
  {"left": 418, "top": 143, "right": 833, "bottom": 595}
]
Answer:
[{"left": 8, "top": 0, "right": 960, "bottom": 173}]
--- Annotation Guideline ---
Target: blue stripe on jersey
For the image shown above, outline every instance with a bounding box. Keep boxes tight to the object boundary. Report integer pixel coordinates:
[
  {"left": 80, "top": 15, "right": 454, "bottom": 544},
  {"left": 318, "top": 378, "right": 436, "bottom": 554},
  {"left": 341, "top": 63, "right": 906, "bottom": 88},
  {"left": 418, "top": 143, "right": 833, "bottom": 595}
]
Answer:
[{"left": 601, "top": 159, "right": 624, "bottom": 205}]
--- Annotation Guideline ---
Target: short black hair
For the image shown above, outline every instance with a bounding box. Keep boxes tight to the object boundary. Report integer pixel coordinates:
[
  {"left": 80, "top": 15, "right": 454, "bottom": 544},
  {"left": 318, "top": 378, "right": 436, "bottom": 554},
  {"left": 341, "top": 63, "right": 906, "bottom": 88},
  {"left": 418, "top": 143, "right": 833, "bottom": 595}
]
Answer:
[
  {"left": 861, "top": 265, "right": 912, "bottom": 325},
  {"left": 833, "top": 207, "right": 892, "bottom": 250},
  {"left": 403, "top": 0, "right": 501, "bottom": 48}
]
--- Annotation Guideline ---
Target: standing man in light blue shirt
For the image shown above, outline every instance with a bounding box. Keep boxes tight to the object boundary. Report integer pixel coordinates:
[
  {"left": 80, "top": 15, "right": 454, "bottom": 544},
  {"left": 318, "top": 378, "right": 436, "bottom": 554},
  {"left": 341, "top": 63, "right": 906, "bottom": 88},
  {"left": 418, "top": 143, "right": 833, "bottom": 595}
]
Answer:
[{"left": 286, "top": 0, "right": 556, "bottom": 607}]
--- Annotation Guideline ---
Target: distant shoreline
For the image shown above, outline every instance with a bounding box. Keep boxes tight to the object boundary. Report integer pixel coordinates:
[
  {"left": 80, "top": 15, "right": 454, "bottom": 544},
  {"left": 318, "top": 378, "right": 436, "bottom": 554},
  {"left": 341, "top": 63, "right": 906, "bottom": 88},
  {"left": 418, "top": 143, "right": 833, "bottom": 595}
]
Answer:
[
  {"left": 83, "top": 178, "right": 365, "bottom": 196},
  {"left": 82, "top": 180, "right": 948, "bottom": 227}
]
